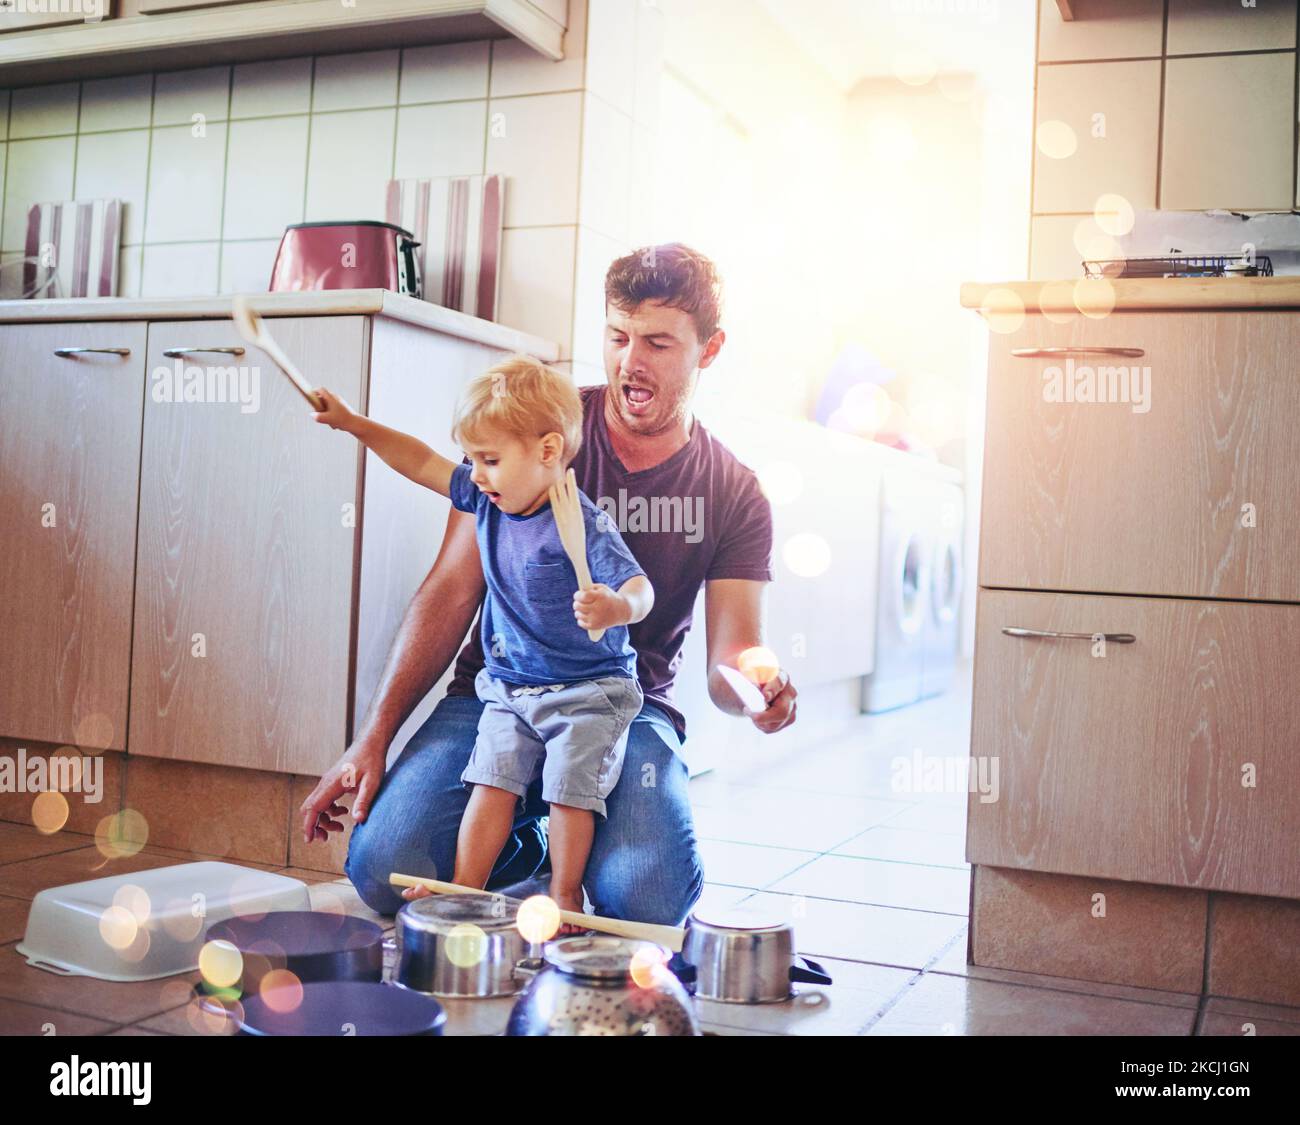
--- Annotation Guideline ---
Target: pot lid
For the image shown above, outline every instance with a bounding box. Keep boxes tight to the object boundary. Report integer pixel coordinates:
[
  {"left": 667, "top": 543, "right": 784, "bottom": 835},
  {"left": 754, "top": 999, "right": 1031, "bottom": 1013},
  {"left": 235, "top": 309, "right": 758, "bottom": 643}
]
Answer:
[
  {"left": 399, "top": 893, "right": 518, "bottom": 932},
  {"left": 688, "top": 905, "right": 790, "bottom": 933},
  {"left": 543, "top": 936, "right": 669, "bottom": 980}
]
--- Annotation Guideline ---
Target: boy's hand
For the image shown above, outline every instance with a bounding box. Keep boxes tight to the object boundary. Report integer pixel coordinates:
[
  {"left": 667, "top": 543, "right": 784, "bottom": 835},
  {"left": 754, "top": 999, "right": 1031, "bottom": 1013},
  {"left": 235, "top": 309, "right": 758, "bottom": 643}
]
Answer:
[
  {"left": 312, "top": 386, "right": 360, "bottom": 433},
  {"left": 573, "top": 583, "right": 630, "bottom": 631}
]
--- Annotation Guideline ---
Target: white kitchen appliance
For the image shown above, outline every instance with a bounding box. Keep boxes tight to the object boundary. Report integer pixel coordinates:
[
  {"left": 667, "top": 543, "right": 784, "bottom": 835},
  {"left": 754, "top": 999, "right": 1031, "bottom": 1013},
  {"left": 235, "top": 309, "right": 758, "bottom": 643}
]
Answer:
[
  {"left": 919, "top": 480, "right": 964, "bottom": 699},
  {"left": 861, "top": 468, "right": 930, "bottom": 713}
]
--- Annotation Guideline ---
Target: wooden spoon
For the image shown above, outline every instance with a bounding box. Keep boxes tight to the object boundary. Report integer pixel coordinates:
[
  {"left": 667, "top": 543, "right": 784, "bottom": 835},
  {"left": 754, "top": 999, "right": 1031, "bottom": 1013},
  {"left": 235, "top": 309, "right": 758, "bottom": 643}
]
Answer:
[
  {"left": 389, "top": 872, "right": 685, "bottom": 952},
  {"left": 548, "top": 466, "right": 604, "bottom": 642},
  {"left": 231, "top": 295, "right": 325, "bottom": 411}
]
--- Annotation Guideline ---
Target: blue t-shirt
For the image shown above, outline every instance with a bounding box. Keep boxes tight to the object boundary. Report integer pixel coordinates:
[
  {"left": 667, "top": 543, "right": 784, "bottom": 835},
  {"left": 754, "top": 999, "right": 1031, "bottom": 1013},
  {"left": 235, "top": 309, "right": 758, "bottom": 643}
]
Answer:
[{"left": 448, "top": 462, "right": 646, "bottom": 685}]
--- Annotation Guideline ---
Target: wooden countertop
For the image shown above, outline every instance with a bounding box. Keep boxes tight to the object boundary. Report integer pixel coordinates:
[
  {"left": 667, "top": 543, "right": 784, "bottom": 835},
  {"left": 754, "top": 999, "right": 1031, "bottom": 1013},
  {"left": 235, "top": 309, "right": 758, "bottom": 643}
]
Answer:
[
  {"left": 0, "top": 289, "right": 560, "bottom": 361},
  {"left": 961, "top": 276, "right": 1300, "bottom": 312}
]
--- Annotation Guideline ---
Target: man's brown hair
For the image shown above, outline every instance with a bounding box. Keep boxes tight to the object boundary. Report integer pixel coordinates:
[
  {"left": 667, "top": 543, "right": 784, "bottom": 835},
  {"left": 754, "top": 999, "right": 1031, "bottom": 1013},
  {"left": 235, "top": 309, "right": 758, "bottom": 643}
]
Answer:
[{"left": 604, "top": 242, "right": 723, "bottom": 343}]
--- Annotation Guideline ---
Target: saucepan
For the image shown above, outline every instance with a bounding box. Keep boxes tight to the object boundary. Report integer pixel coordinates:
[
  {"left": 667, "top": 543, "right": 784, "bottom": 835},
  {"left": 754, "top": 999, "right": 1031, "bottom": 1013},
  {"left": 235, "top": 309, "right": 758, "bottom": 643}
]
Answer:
[
  {"left": 388, "top": 893, "right": 542, "bottom": 998},
  {"left": 679, "top": 904, "right": 832, "bottom": 1004}
]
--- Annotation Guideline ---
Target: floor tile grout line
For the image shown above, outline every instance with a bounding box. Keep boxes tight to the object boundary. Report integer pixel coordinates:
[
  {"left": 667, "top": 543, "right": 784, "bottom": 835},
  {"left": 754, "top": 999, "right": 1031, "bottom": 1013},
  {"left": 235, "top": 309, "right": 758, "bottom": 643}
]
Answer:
[{"left": 743, "top": 886, "right": 969, "bottom": 920}]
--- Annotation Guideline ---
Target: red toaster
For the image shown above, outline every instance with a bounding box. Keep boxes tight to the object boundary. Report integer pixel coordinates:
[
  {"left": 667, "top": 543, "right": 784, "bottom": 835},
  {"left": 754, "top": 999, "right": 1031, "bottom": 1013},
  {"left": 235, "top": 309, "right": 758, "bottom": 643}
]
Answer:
[{"left": 269, "top": 220, "right": 422, "bottom": 297}]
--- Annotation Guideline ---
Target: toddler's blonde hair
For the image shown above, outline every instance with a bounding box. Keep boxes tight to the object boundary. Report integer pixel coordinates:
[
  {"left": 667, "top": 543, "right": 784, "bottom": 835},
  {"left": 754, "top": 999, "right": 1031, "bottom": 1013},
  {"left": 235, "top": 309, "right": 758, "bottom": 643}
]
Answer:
[{"left": 451, "top": 354, "right": 583, "bottom": 463}]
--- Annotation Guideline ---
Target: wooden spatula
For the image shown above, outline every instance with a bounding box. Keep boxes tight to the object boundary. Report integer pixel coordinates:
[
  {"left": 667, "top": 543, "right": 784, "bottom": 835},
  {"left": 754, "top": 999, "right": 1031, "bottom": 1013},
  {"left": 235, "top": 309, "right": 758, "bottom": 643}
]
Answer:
[
  {"left": 548, "top": 467, "right": 604, "bottom": 642},
  {"left": 389, "top": 872, "right": 685, "bottom": 951},
  {"left": 231, "top": 295, "right": 325, "bottom": 411}
]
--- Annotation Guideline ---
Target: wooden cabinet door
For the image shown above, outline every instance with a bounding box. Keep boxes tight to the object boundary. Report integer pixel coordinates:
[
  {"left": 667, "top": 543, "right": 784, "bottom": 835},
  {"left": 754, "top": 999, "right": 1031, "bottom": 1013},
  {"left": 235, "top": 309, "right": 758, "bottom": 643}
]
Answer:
[
  {"left": 128, "top": 317, "right": 367, "bottom": 774},
  {"left": 979, "top": 311, "right": 1300, "bottom": 602},
  {"left": 968, "top": 587, "right": 1300, "bottom": 899},
  {"left": 0, "top": 322, "right": 147, "bottom": 749}
]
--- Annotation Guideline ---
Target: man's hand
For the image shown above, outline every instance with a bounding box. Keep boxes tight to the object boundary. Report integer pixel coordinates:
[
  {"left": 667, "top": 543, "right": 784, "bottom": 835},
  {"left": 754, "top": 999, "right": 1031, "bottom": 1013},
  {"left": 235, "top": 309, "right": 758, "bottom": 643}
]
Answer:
[
  {"left": 298, "top": 737, "right": 387, "bottom": 844},
  {"left": 573, "top": 583, "right": 630, "bottom": 631},
  {"left": 745, "top": 668, "right": 797, "bottom": 734}
]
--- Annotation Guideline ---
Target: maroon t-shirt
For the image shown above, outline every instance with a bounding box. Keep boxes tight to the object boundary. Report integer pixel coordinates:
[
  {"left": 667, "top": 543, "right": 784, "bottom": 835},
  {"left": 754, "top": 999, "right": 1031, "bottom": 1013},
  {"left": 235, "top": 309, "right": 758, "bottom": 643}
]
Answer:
[{"left": 444, "top": 384, "right": 774, "bottom": 740}]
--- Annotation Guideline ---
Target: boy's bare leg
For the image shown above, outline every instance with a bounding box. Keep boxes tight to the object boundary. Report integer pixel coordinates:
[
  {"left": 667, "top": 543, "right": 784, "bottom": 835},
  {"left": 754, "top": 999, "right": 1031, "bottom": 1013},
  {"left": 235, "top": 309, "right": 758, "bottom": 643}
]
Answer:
[
  {"left": 548, "top": 803, "right": 595, "bottom": 935},
  {"left": 451, "top": 784, "right": 522, "bottom": 889},
  {"left": 400, "top": 784, "right": 519, "bottom": 901}
]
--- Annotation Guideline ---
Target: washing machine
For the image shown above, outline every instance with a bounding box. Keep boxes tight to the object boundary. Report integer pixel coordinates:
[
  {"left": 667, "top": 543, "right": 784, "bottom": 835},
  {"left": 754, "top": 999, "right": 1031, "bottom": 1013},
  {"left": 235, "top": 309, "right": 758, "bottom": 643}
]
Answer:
[
  {"left": 860, "top": 469, "right": 930, "bottom": 713},
  {"left": 919, "top": 481, "right": 964, "bottom": 699}
]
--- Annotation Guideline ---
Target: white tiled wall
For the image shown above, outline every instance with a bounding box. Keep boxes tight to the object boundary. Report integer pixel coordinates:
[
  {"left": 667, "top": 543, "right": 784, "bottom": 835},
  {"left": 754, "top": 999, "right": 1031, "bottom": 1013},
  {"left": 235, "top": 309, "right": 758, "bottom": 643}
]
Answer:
[
  {"left": 0, "top": 0, "right": 665, "bottom": 367},
  {"left": 1029, "top": 0, "right": 1299, "bottom": 279}
]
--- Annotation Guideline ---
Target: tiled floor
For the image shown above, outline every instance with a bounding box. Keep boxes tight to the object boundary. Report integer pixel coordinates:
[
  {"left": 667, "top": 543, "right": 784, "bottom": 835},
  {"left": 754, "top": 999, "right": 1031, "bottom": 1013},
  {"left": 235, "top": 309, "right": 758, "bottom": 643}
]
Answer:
[{"left": 2, "top": 664, "right": 1297, "bottom": 1035}]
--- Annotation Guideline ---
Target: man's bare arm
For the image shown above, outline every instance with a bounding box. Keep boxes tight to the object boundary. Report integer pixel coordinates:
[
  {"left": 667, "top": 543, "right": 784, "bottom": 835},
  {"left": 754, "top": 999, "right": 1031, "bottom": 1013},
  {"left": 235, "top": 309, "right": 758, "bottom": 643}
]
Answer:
[
  {"left": 299, "top": 508, "right": 485, "bottom": 840},
  {"left": 704, "top": 578, "right": 797, "bottom": 734}
]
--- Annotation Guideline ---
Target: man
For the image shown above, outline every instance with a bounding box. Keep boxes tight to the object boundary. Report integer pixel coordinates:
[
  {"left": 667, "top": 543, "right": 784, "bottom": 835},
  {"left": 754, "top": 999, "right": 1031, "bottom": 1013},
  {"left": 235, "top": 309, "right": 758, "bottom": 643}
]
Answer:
[{"left": 300, "top": 243, "right": 798, "bottom": 925}]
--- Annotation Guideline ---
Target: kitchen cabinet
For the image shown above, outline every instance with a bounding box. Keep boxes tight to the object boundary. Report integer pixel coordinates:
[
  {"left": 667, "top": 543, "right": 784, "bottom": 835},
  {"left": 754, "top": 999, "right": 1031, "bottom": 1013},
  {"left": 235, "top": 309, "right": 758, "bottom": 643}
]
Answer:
[
  {"left": 968, "top": 588, "right": 1300, "bottom": 899},
  {"left": 0, "top": 321, "right": 148, "bottom": 751},
  {"left": 960, "top": 277, "right": 1300, "bottom": 993},
  {"left": 0, "top": 0, "right": 567, "bottom": 85},
  {"left": 0, "top": 290, "right": 557, "bottom": 777},
  {"left": 127, "top": 317, "right": 368, "bottom": 774},
  {"left": 981, "top": 310, "right": 1300, "bottom": 602}
]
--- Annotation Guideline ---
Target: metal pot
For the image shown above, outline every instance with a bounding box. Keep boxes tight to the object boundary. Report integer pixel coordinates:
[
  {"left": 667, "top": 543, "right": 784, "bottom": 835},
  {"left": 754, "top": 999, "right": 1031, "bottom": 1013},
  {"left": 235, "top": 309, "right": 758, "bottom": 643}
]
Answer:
[
  {"left": 390, "top": 894, "right": 538, "bottom": 998},
  {"left": 681, "top": 905, "right": 832, "bottom": 1004},
  {"left": 203, "top": 911, "right": 384, "bottom": 994},
  {"left": 506, "top": 936, "right": 700, "bottom": 1036}
]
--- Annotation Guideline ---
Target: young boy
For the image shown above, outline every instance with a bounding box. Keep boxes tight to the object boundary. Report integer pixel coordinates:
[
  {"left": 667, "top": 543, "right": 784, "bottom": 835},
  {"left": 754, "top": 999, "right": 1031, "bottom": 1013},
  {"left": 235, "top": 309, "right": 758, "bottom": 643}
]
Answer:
[{"left": 311, "top": 355, "right": 652, "bottom": 932}]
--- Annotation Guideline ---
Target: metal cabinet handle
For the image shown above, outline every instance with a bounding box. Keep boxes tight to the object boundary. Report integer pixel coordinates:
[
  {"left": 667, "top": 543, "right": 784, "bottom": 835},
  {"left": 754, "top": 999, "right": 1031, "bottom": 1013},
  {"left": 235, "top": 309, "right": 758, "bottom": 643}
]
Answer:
[
  {"left": 53, "top": 347, "right": 131, "bottom": 357},
  {"left": 162, "top": 346, "right": 246, "bottom": 358},
  {"left": 1010, "top": 347, "right": 1145, "bottom": 358},
  {"left": 1002, "top": 626, "right": 1136, "bottom": 643}
]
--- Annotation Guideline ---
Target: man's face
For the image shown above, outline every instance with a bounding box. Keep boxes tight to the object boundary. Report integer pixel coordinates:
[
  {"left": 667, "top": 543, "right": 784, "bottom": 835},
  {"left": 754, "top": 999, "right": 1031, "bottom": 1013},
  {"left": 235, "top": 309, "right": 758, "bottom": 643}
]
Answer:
[{"left": 602, "top": 300, "right": 723, "bottom": 436}]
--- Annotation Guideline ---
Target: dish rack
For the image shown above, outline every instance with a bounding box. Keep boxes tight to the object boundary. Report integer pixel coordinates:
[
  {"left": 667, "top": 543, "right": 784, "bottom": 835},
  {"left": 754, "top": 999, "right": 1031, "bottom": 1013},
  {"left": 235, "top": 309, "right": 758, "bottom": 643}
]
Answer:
[{"left": 1083, "top": 253, "right": 1275, "bottom": 279}]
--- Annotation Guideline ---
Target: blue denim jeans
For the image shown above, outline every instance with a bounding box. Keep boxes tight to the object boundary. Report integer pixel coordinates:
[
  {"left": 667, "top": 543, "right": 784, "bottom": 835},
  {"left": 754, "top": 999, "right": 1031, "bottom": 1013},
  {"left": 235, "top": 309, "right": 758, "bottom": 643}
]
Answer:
[{"left": 345, "top": 693, "right": 705, "bottom": 925}]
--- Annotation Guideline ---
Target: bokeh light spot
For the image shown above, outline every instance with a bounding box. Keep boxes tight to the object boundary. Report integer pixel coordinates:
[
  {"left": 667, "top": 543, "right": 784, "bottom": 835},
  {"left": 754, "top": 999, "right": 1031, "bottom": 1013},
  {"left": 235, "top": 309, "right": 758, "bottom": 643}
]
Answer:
[
  {"left": 259, "top": 969, "right": 304, "bottom": 1014},
  {"left": 737, "top": 647, "right": 780, "bottom": 686},
  {"left": 979, "top": 287, "right": 1026, "bottom": 335},
  {"left": 445, "top": 923, "right": 489, "bottom": 968},
  {"left": 99, "top": 905, "right": 138, "bottom": 951},
  {"left": 32, "top": 791, "right": 69, "bottom": 835},
  {"left": 1074, "top": 277, "right": 1116, "bottom": 319},
  {"left": 517, "top": 895, "right": 561, "bottom": 944},
  {"left": 1094, "top": 193, "right": 1135, "bottom": 237},
  {"left": 782, "top": 533, "right": 832, "bottom": 578},
  {"left": 199, "top": 939, "right": 244, "bottom": 990},
  {"left": 94, "top": 808, "right": 148, "bottom": 859},
  {"left": 1036, "top": 119, "right": 1077, "bottom": 159}
]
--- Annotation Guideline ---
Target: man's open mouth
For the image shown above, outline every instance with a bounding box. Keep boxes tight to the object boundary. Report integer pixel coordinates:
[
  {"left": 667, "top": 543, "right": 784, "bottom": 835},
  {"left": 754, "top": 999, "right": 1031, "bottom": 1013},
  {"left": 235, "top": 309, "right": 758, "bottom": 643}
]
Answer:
[{"left": 622, "top": 384, "right": 655, "bottom": 413}]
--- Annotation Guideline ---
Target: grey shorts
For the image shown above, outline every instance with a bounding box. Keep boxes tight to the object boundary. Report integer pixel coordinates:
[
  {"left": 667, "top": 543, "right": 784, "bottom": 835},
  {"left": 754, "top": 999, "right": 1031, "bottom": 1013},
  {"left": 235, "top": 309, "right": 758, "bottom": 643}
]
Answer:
[{"left": 462, "top": 667, "right": 645, "bottom": 818}]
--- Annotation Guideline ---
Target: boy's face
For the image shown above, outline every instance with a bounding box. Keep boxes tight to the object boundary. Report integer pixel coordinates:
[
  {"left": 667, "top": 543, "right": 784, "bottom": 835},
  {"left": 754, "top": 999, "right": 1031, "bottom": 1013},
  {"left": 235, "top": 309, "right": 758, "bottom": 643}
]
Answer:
[
  {"left": 602, "top": 299, "right": 724, "bottom": 437},
  {"left": 463, "top": 426, "right": 564, "bottom": 515}
]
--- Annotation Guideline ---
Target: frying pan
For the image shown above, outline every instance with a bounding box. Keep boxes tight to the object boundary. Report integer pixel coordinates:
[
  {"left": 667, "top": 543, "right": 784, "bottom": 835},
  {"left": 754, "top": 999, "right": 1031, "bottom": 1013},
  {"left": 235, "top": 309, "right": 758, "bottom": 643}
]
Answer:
[{"left": 232, "top": 980, "right": 446, "bottom": 1036}]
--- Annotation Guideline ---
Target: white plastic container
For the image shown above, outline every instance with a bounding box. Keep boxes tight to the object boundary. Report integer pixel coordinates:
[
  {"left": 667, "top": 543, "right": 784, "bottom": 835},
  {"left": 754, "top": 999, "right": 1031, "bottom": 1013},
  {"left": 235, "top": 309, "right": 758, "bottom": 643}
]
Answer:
[{"left": 16, "top": 861, "right": 312, "bottom": 981}]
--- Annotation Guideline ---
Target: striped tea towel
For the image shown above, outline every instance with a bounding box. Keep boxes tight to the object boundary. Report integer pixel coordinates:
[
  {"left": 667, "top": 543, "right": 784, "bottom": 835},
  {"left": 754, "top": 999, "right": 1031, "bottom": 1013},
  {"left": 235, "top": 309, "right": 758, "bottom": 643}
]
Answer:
[
  {"left": 384, "top": 174, "right": 503, "bottom": 321},
  {"left": 24, "top": 198, "right": 123, "bottom": 299}
]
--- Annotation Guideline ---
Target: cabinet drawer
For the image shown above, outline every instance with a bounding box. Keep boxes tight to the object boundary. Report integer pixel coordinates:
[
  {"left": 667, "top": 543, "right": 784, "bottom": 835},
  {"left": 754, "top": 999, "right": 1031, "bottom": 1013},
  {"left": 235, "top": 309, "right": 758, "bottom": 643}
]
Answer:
[
  {"left": 968, "top": 588, "right": 1300, "bottom": 898},
  {"left": 128, "top": 317, "right": 367, "bottom": 774},
  {"left": 0, "top": 322, "right": 147, "bottom": 749},
  {"left": 980, "top": 311, "right": 1300, "bottom": 601}
]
